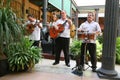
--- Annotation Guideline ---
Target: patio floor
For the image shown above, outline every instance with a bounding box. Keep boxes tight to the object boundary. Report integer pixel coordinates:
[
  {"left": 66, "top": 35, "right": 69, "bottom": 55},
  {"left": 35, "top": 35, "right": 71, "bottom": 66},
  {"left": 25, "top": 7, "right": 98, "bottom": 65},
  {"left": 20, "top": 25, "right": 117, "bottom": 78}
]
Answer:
[{"left": 0, "top": 58, "right": 120, "bottom": 80}]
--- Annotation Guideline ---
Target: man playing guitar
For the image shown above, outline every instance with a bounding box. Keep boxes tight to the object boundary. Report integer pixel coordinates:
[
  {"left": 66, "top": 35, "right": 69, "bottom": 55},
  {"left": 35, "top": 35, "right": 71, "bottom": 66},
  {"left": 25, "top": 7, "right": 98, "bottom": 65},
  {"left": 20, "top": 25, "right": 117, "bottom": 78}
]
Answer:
[
  {"left": 49, "top": 14, "right": 59, "bottom": 39},
  {"left": 26, "top": 14, "right": 42, "bottom": 47},
  {"left": 52, "top": 10, "right": 72, "bottom": 67}
]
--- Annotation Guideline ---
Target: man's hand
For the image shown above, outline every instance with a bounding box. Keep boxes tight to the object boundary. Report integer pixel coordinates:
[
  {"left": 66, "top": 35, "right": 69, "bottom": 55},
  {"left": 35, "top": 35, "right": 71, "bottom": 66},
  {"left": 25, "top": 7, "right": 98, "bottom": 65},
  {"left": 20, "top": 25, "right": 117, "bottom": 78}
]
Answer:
[
  {"left": 67, "top": 19, "right": 72, "bottom": 27},
  {"left": 78, "top": 29, "right": 84, "bottom": 32}
]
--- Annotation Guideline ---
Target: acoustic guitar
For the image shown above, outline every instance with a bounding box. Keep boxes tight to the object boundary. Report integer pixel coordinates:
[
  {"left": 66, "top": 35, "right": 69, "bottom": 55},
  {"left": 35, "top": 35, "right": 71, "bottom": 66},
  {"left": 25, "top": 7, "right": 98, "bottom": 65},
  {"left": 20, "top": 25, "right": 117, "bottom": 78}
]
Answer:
[
  {"left": 26, "top": 23, "right": 35, "bottom": 35},
  {"left": 25, "top": 20, "right": 40, "bottom": 35},
  {"left": 49, "top": 20, "right": 67, "bottom": 39},
  {"left": 49, "top": 26, "right": 59, "bottom": 39}
]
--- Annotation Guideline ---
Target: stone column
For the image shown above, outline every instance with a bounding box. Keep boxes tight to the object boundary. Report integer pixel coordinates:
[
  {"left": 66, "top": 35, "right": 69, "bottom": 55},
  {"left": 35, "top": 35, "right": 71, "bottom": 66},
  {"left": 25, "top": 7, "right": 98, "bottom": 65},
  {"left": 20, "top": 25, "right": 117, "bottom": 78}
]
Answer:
[
  {"left": 118, "top": 8, "right": 120, "bottom": 36},
  {"left": 70, "top": 0, "right": 72, "bottom": 17},
  {"left": 43, "top": 0, "right": 48, "bottom": 27},
  {"left": 97, "top": 0, "right": 120, "bottom": 79},
  {"left": 95, "top": 8, "right": 99, "bottom": 22}
]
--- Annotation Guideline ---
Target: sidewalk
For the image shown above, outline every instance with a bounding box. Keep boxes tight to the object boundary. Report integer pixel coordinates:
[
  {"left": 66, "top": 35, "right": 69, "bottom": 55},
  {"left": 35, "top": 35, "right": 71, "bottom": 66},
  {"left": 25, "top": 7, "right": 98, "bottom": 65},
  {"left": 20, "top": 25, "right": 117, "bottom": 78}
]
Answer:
[{"left": 0, "top": 59, "right": 119, "bottom": 80}]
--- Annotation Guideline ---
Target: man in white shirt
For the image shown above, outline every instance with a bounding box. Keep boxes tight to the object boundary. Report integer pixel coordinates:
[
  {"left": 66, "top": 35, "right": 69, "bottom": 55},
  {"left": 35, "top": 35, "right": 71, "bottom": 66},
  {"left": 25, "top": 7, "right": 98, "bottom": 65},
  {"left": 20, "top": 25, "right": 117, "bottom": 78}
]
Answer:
[
  {"left": 78, "top": 12, "right": 101, "bottom": 72},
  {"left": 26, "top": 14, "right": 42, "bottom": 47},
  {"left": 52, "top": 10, "right": 72, "bottom": 67}
]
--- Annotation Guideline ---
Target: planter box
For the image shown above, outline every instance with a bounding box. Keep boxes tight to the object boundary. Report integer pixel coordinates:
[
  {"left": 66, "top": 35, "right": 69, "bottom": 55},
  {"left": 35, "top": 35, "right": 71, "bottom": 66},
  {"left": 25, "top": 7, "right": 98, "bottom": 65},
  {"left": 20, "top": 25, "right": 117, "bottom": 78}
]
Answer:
[{"left": 0, "top": 59, "right": 9, "bottom": 77}]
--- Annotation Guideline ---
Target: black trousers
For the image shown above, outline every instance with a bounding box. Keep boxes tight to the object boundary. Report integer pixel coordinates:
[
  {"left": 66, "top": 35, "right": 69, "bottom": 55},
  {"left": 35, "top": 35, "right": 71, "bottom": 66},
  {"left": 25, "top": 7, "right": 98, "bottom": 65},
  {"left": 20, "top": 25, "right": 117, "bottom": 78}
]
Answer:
[
  {"left": 54, "top": 37, "right": 70, "bottom": 65},
  {"left": 80, "top": 43, "right": 97, "bottom": 69}
]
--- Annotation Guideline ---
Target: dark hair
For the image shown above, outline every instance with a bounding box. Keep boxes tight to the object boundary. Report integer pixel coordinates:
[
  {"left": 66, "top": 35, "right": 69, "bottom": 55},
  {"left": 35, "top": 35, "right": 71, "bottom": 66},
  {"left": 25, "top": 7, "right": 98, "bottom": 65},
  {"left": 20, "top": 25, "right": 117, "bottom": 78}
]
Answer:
[{"left": 27, "top": 14, "right": 34, "bottom": 18}]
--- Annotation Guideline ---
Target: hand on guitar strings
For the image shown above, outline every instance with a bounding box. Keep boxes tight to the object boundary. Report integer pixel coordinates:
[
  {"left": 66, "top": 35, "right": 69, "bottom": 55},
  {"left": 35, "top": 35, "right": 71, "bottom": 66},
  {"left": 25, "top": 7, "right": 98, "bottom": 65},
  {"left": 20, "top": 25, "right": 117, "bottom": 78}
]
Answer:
[
  {"left": 78, "top": 29, "right": 85, "bottom": 32},
  {"left": 35, "top": 23, "right": 42, "bottom": 29}
]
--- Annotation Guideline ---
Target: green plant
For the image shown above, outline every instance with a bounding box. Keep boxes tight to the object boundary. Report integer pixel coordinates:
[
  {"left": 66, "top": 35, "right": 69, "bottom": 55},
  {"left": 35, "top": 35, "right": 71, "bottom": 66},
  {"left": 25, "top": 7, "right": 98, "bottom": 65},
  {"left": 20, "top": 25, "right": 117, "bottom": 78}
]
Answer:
[
  {"left": 0, "top": 0, "right": 24, "bottom": 76},
  {"left": 116, "top": 37, "right": 120, "bottom": 64},
  {"left": 0, "top": 0, "right": 24, "bottom": 59},
  {"left": 97, "top": 35, "right": 103, "bottom": 44},
  {"left": 96, "top": 36, "right": 120, "bottom": 64},
  {"left": 70, "top": 39, "right": 82, "bottom": 59},
  {"left": 96, "top": 40, "right": 102, "bottom": 61},
  {"left": 6, "top": 37, "right": 42, "bottom": 72},
  {"left": 70, "top": 39, "right": 103, "bottom": 61}
]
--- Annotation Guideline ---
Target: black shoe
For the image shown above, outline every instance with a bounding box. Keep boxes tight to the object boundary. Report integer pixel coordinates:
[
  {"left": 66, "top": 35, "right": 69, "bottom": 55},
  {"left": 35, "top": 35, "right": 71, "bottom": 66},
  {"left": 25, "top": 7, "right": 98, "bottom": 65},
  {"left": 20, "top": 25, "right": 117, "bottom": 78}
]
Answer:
[
  {"left": 53, "top": 62, "right": 59, "bottom": 65},
  {"left": 92, "top": 68, "right": 96, "bottom": 72},
  {"left": 66, "top": 64, "right": 70, "bottom": 67}
]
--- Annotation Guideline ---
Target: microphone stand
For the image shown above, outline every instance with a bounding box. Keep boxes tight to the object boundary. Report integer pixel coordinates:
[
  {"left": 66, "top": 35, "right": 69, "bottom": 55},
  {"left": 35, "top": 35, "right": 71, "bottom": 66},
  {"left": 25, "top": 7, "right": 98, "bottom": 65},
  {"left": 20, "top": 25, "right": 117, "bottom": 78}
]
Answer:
[
  {"left": 82, "top": 35, "right": 91, "bottom": 71},
  {"left": 72, "top": 31, "right": 92, "bottom": 75}
]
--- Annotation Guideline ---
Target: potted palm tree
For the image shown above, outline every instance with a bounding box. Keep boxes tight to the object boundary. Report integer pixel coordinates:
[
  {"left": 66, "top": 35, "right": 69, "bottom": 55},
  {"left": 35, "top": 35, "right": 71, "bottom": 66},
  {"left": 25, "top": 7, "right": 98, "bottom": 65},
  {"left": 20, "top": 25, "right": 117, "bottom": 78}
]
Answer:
[{"left": 0, "top": 0, "right": 24, "bottom": 76}]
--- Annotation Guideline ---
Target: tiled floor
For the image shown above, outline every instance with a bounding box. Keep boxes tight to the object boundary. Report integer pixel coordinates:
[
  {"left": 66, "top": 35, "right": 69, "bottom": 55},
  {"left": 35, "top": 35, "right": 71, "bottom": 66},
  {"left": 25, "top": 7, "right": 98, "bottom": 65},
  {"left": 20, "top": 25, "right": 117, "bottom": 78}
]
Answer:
[{"left": 0, "top": 59, "right": 120, "bottom": 80}]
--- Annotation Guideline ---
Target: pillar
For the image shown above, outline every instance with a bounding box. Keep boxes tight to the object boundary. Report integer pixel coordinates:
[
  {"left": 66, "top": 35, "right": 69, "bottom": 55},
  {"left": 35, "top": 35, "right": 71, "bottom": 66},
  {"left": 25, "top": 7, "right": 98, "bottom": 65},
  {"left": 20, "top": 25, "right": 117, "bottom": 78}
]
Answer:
[
  {"left": 118, "top": 8, "right": 120, "bottom": 36},
  {"left": 97, "top": 0, "right": 120, "bottom": 79},
  {"left": 62, "top": 0, "right": 64, "bottom": 10},
  {"left": 95, "top": 8, "right": 99, "bottom": 22},
  {"left": 43, "top": 0, "right": 48, "bottom": 27}
]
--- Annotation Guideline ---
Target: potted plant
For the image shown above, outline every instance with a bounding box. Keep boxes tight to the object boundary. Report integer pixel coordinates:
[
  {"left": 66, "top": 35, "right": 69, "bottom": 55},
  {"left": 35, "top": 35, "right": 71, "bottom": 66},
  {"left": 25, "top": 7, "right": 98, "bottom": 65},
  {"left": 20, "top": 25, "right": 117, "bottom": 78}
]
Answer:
[
  {"left": 116, "top": 37, "right": 120, "bottom": 64},
  {"left": 0, "top": 0, "right": 24, "bottom": 76},
  {"left": 70, "top": 39, "right": 82, "bottom": 66},
  {"left": 6, "top": 37, "right": 42, "bottom": 72}
]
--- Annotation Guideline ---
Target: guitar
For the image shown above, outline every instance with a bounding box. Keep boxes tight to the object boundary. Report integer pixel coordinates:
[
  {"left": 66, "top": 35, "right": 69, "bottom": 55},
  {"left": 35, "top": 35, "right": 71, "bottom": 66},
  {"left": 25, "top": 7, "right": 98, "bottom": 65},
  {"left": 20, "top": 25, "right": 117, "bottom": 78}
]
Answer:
[
  {"left": 26, "top": 23, "right": 35, "bottom": 35},
  {"left": 49, "top": 20, "right": 67, "bottom": 39},
  {"left": 25, "top": 20, "right": 40, "bottom": 35}
]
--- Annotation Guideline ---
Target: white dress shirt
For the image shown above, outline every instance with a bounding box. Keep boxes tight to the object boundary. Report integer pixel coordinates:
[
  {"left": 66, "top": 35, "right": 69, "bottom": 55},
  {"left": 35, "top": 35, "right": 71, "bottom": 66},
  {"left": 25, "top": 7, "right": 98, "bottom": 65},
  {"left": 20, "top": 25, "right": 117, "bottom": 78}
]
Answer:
[
  {"left": 55, "top": 19, "right": 70, "bottom": 38},
  {"left": 78, "top": 21, "right": 101, "bottom": 43},
  {"left": 27, "top": 20, "right": 42, "bottom": 41}
]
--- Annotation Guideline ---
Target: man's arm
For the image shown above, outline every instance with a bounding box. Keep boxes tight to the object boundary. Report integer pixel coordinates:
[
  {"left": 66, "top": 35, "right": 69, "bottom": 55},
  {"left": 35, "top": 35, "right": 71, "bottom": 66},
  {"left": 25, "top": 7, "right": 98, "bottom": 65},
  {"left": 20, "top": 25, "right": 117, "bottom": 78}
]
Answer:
[
  {"left": 95, "top": 23, "right": 102, "bottom": 35},
  {"left": 67, "top": 19, "right": 72, "bottom": 28},
  {"left": 38, "top": 23, "right": 43, "bottom": 29}
]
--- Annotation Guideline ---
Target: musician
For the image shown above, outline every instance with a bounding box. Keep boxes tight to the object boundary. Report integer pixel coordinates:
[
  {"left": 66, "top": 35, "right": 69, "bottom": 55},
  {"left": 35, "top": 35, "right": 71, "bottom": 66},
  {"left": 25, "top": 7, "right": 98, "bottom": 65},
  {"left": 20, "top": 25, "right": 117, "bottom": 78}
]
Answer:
[
  {"left": 49, "top": 14, "right": 58, "bottom": 55},
  {"left": 49, "top": 14, "right": 58, "bottom": 27},
  {"left": 52, "top": 10, "right": 72, "bottom": 67},
  {"left": 26, "top": 14, "right": 42, "bottom": 47},
  {"left": 77, "top": 12, "right": 101, "bottom": 72}
]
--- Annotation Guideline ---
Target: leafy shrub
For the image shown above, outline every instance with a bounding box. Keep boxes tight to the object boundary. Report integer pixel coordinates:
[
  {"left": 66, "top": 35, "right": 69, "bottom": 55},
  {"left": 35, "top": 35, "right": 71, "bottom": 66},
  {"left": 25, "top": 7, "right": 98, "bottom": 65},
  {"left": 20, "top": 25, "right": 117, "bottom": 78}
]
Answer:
[
  {"left": 96, "top": 40, "right": 102, "bottom": 61},
  {"left": 70, "top": 40, "right": 82, "bottom": 59},
  {"left": 116, "top": 37, "right": 120, "bottom": 64},
  {"left": 97, "top": 35, "right": 103, "bottom": 44},
  {"left": 6, "top": 37, "right": 42, "bottom": 72},
  {"left": 0, "top": 0, "right": 24, "bottom": 59},
  {"left": 97, "top": 36, "right": 120, "bottom": 64}
]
